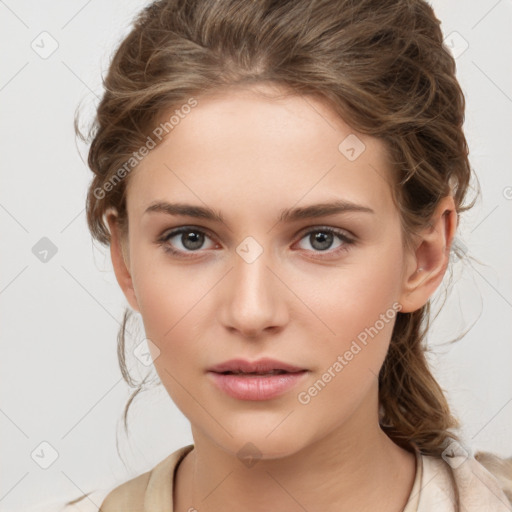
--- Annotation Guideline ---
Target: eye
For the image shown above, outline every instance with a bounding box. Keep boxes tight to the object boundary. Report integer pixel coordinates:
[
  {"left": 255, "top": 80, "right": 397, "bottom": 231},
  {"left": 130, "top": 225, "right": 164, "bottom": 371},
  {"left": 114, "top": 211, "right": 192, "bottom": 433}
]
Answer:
[
  {"left": 156, "top": 225, "right": 355, "bottom": 259},
  {"left": 157, "top": 226, "right": 217, "bottom": 258},
  {"left": 294, "top": 227, "right": 355, "bottom": 259}
]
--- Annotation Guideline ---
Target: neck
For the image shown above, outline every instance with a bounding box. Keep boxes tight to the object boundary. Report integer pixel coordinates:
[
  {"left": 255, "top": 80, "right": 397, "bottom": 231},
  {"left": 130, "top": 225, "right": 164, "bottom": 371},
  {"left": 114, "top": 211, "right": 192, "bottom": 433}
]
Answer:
[{"left": 174, "top": 397, "right": 417, "bottom": 512}]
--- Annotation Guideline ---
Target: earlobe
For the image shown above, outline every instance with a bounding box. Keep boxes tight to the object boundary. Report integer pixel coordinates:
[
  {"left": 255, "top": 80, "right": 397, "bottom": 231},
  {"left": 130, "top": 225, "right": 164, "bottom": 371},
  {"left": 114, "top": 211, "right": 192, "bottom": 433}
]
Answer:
[
  {"left": 106, "top": 210, "right": 140, "bottom": 313},
  {"left": 398, "top": 196, "right": 457, "bottom": 313}
]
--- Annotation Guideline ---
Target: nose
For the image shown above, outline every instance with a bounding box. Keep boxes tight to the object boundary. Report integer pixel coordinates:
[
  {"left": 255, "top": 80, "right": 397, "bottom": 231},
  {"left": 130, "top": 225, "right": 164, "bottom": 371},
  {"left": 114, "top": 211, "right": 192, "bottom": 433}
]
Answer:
[{"left": 219, "top": 247, "right": 288, "bottom": 339}]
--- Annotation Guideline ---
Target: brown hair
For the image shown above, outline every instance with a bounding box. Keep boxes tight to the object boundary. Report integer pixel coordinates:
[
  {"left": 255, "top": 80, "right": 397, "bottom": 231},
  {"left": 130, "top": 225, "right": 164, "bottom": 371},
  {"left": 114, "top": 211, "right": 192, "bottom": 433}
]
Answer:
[{"left": 76, "top": 0, "right": 478, "bottom": 460}]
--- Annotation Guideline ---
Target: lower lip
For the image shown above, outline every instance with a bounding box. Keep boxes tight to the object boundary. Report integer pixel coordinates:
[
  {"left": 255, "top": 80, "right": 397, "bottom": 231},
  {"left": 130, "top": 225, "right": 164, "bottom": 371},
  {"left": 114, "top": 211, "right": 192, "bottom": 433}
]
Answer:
[{"left": 207, "top": 371, "right": 309, "bottom": 400}]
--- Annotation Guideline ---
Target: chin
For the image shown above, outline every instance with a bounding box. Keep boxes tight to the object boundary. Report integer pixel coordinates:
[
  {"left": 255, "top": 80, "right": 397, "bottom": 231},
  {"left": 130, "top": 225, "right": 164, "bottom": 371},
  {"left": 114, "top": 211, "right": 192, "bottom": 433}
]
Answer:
[{"left": 212, "top": 426, "right": 308, "bottom": 463}]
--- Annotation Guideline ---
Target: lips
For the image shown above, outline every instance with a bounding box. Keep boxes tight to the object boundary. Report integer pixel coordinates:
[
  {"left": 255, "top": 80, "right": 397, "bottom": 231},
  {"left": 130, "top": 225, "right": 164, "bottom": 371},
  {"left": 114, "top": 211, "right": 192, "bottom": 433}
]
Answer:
[
  {"left": 207, "top": 357, "right": 306, "bottom": 375},
  {"left": 207, "top": 358, "right": 309, "bottom": 400}
]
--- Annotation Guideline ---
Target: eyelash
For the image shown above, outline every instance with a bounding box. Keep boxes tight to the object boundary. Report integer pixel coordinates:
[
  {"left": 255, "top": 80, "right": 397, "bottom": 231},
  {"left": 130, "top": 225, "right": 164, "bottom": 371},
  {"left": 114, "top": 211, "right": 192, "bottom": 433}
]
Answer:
[{"left": 157, "top": 225, "right": 356, "bottom": 260}]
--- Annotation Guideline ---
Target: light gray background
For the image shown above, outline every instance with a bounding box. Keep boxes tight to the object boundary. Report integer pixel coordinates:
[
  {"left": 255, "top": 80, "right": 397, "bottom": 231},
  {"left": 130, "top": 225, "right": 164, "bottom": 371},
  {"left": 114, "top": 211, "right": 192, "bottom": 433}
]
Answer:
[{"left": 1, "top": 1, "right": 511, "bottom": 510}]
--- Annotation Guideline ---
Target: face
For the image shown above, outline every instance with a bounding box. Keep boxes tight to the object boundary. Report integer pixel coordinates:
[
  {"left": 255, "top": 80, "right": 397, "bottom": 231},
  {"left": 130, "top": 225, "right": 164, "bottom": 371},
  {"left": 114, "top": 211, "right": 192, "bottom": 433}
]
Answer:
[{"left": 113, "top": 83, "right": 419, "bottom": 459}]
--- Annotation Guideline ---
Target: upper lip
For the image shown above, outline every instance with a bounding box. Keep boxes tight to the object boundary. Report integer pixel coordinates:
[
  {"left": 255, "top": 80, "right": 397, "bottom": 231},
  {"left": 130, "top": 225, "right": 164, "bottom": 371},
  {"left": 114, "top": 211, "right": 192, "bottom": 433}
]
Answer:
[{"left": 208, "top": 358, "right": 306, "bottom": 374}]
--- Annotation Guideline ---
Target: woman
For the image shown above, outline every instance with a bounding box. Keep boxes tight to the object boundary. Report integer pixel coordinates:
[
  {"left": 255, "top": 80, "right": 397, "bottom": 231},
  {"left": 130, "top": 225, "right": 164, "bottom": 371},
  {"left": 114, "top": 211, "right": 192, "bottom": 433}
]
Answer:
[{"left": 64, "top": 0, "right": 512, "bottom": 510}]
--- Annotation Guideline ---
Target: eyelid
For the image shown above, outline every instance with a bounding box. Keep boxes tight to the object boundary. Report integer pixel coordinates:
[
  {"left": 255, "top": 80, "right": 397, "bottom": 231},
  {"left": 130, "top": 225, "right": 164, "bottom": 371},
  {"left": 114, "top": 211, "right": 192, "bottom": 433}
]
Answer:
[
  {"left": 157, "top": 224, "right": 356, "bottom": 258},
  {"left": 294, "top": 224, "right": 354, "bottom": 241},
  {"left": 159, "top": 224, "right": 354, "bottom": 241},
  {"left": 158, "top": 225, "right": 219, "bottom": 250}
]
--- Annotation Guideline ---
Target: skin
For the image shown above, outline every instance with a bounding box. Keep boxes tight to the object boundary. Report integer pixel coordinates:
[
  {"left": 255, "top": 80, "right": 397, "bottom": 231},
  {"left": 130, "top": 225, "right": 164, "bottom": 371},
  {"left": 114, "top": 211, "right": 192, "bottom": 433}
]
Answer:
[{"left": 106, "top": 82, "right": 456, "bottom": 512}]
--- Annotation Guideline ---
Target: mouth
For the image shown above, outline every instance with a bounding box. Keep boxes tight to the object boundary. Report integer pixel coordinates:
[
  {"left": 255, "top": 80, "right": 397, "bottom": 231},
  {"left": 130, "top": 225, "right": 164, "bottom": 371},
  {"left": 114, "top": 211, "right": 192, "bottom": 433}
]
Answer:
[
  {"left": 207, "top": 357, "right": 307, "bottom": 375},
  {"left": 206, "top": 358, "right": 309, "bottom": 400},
  {"left": 216, "top": 369, "right": 302, "bottom": 376}
]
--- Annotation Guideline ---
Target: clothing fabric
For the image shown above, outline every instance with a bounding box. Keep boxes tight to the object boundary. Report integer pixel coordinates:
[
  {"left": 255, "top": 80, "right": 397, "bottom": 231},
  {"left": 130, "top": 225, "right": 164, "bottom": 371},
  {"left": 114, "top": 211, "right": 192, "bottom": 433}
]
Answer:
[{"left": 32, "top": 444, "right": 512, "bottom": 512}]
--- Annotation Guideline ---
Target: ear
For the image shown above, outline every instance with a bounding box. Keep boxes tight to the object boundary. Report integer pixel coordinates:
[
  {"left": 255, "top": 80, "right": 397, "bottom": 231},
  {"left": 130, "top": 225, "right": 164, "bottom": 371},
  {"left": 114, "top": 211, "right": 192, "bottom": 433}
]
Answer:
[
  {"left": 398, "top": 195, "right": 458, "bottom": 313},
  {"left": 106, "top": 210, "right": 140, "bottom": 313}
]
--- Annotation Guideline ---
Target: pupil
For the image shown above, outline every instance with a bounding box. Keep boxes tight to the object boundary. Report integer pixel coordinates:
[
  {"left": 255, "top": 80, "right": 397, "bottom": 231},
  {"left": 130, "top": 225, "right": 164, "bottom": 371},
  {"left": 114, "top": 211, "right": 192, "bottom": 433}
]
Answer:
[
  {"left": 183, "top": 231, "right": 203, "bottom": 250},
  {"left": 312, "top": 231, "right": 332, "bottom": 251}
]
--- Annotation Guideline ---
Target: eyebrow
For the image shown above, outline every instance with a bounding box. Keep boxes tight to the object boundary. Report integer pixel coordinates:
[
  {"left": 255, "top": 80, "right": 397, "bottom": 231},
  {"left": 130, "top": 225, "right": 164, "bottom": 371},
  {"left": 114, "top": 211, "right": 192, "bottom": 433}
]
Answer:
[{"left": 144, "top": 199, "right": 374, "bottom": 224}]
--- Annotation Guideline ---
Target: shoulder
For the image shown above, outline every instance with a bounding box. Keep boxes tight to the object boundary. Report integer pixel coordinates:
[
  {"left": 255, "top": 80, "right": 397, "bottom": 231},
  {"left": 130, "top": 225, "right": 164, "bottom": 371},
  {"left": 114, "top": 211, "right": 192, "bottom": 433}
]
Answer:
[
  {"left": 58, "top": 444, "right": 194, "bottom": 512},
  {"left": 418, "top": 450, "right": 512, "bottom": 512},
  {"left": 98, "top": 470, "right": 151, "bottom": 512},
  {"left": 52, "top": 474, "right": 150, "bottom": 512},
  {"left": 99, "top": 444, "right": 194, "bottom": 512},
  {"left": 474, "top": 451, "right": 512, "bottom": 505}
]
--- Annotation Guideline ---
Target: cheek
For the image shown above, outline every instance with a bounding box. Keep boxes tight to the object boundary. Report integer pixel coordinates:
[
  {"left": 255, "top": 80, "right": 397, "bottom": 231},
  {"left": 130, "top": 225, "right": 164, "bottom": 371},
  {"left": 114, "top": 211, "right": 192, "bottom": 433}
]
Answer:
[
  {"left": 130, "top": 242, "right": 201, "bottom": 334},
  {"left": 296, "top": 239, "right": 404, "bottom": 343},
  {"left": 130, "top": 252, "right": 214, "bottom": 388},
  {"left": 292, "top": 279, "right": 401, "bottom": 431},
  {"left": 135, "top": 271, "right": 205, "bottom": 414},
  {"left": 291, "top": 241, "right": 404, "bottom": 392},
  {"left": 135, "top": 271, "right": 204, "bottom": 357}
]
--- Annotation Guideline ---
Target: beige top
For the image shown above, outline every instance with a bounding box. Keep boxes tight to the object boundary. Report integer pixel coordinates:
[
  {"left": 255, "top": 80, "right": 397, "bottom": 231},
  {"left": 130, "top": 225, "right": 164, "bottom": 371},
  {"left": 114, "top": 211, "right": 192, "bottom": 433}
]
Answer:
[{"left": 38, "top": 444, "right": 511, "bottom": 512}]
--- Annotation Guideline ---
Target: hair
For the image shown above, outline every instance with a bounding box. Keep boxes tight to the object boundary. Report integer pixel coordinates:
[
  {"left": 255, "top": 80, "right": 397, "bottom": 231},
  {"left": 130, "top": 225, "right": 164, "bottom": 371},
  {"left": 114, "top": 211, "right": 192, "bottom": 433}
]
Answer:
[{"left": 76, "top": 0, "right": 479, "bottom": 462}]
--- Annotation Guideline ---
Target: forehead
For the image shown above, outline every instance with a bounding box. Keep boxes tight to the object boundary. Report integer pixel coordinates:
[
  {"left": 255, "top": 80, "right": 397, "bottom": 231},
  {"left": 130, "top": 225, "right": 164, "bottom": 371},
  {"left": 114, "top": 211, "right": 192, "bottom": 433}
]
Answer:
[{"left": 126, "top": 84, "right": 396, "bottom": 222}]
